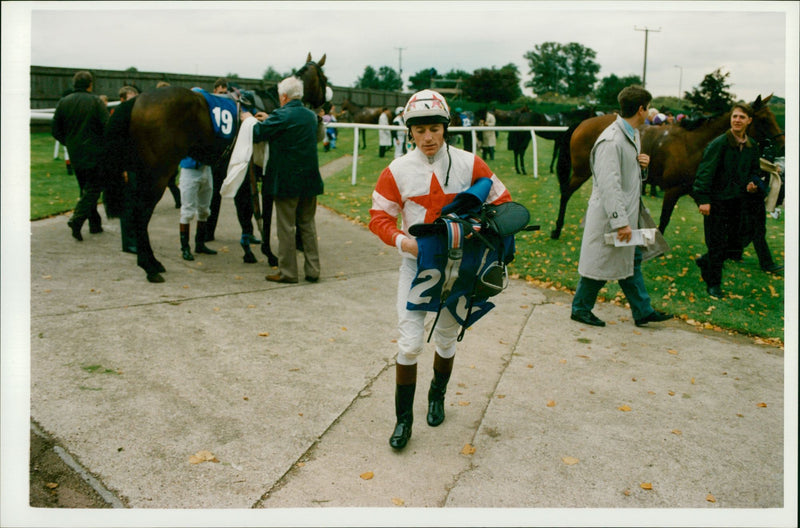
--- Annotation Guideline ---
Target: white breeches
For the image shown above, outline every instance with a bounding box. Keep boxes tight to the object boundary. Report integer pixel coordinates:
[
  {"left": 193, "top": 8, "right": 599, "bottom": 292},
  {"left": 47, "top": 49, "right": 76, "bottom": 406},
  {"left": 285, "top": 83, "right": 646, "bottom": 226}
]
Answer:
[
  {"left": 179, "top": 165, "right": 213, "bottom": 224},
  {"left": 395, "top": 257, "right": 460, "bottom": 366}
]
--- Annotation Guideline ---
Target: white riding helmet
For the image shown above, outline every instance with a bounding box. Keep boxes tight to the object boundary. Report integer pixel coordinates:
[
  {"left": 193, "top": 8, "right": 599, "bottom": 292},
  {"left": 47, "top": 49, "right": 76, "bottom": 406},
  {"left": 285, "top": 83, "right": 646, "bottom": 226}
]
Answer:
[{"left": 403, "top": 89, "right": 450, "bottom": 126}]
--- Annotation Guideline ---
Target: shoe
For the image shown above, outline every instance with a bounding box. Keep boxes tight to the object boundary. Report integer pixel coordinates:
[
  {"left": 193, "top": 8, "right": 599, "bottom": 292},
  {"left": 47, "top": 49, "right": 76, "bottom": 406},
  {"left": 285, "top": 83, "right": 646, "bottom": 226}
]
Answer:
[
  {"left": 266, "top": 274, "right": 298, "bottom": 284},
  {"left": 761, "top": 263, "right": 783, "bottom": 273},
  {"left": 67, "top": 219, "right": 83, "bottom": 241},
  {"left": 305, "top": 276, "right": 319, "bottom": 283},
  {"left": 181, "top": 246, "right": 194, "bottom": 261},
  {"left": 89, "top": 225, "right": 103, "bottom": 234},
  {"left": 707, "top": 286, "right": 724, "bottom": 299},
  {"left": 635, "top": 310, "right": 672, "bottom": 327},
  {"left": 570, "top": 311, "right": 605, "bottom": 327}
]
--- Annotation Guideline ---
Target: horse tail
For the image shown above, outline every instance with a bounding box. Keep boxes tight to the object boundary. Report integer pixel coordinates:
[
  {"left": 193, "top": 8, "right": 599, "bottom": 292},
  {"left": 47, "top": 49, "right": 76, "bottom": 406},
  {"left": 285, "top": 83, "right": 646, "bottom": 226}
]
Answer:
[
  {"left": 102, "top": 98, "right": 136, "bottom": 218},
  {"left": 555, "top": 123, "right": 578, "bottom": 191}
]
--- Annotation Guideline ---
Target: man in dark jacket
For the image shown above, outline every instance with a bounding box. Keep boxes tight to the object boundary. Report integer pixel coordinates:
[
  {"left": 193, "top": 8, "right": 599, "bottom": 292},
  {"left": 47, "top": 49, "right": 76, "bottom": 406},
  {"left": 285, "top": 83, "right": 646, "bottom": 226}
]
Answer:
[
  {"left": 52, "top": 70, "right": 110, "bottom": 241},
  {"left": 245, "top": 76, "right": 323, "bottom": 283},
  {"left": 692, "top": 102, "right": 766, "bottom": 298}
]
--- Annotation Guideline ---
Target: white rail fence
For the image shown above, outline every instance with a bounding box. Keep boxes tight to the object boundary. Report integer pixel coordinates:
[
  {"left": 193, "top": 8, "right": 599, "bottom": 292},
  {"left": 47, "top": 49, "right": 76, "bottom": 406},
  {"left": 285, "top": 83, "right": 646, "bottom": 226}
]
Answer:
[{"left": 31, "top": 108, "right": 567, "bottom": 184}]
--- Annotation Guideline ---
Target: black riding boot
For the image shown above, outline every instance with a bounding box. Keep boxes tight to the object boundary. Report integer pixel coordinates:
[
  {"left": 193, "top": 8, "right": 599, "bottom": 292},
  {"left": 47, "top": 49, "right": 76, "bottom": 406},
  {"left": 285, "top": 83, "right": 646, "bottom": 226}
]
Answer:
[
  {"left": 195, "top": 221, "right": 217, "bottom": 255},
  {"left": 390, "top": 363, "right": 417, "bottom": 450},
  {"left": 427, "top": 353, "right": 454, "bottom": 427},
  {"left": 180, "top": 223, "right": 194, "bottom": 261}
]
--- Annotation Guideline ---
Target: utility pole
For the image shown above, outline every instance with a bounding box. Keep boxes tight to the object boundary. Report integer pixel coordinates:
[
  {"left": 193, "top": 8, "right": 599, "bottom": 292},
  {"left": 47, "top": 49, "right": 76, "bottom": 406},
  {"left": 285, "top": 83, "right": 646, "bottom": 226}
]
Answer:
[
  {"left": 634, "top": 26, "right": 660, "bottom": 89},
  {"left": 674, "top": 65, "right": 683, "bottom": 99},
  {"left": 395, "top": 47, "right": 406, "bottom": 91}
]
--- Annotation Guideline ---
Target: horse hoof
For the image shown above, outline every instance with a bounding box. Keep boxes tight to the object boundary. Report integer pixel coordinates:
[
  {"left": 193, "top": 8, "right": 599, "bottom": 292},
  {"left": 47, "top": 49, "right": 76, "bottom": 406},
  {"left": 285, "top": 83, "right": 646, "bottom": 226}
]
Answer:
[
  {"left": 146, "top": 273, "right": 165, "bottom": 283},
  {"left": 243, "top": 253, "right": 257, "bottom": 264},
  {"left": 550, "top": 230, "right": 561, "bottom": 240}
]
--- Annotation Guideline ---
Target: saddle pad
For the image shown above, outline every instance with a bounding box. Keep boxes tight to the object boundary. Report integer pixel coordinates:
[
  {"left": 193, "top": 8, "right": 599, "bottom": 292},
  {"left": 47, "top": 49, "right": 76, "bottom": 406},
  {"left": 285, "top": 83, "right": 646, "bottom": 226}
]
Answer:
[{"left": 195, "top": 88, "right": 238, "bottom": 140}]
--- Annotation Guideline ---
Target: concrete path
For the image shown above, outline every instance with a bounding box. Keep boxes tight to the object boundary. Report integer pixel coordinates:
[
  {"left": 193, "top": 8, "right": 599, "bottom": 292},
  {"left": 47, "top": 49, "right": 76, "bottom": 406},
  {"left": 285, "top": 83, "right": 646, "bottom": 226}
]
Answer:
[{"left": 5, "top": 155, "right": 793, "bottom": 526}]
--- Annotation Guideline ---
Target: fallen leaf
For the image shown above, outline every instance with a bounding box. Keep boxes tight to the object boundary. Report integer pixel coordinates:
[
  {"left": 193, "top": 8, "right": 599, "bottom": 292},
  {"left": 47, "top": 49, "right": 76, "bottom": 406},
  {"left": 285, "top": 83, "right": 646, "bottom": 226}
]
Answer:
[
  {"left": 496, "top": 394, "right": 506, "bottom": 399},
  {"left": 623, "top": 489, "right": 632, "bottom": 496},
  {"left": 561, "top": 456, "right": 579, "bottom": 465},
  {"left": 189, "top": 450, "right": 219, "bottom": 464},
  {"left": 258, "top": 332, "right": 270, "bottom": 337},
  {"left": 391, "top": 497, "right": 405, "bottom": 506},
  {"left": 247, "top": 304, "right": 256, "bottom": 308},
  {"left": 671, "top": 429, "right": 682, "bottom": 435},
  {"left": 559, "top": 359, "right": 567, "bottom": 364},
  {"left": 458, "top": 401, "right": 471, "bottom": 406},
  {"left": 341, "top": 327, "right": 348, "bottom": 331},
  {"left": 640, "top": 482, "right": 653, "bottom": 490},
  {"left": 243, "top": 396, "right": 249, "bottom": 401},
  {"left": 546, "top": 400, "right": 556, "bottom": 407},
  {"left": 668, "top": 391, "right": 676, "bottom": 396},
  {"left": 296, "top": 462, "right": 305, "bottom": 468},
  {"left": 360, "top": 471, "right": 374, "bottom": 480},
  {"left": 690, "top": 377, "right": 695, "bottom": 385},
  {"left": 618, "top": 405, "right": 632, "bottom": 412},
  {"left": 756, "top": 402, "right": 767, "bottom": 408},
  {"left": 45, "top": 482, "right": 59, "bottom": 489},
  {"left": 461, "top": 443, "right": 476, "bottom": 455},
  {"left": 706, "top": 493, "right": 716, "bottom": 503},
  {"left": 668, "top": 349, "right": 678, "bottom": 355}
]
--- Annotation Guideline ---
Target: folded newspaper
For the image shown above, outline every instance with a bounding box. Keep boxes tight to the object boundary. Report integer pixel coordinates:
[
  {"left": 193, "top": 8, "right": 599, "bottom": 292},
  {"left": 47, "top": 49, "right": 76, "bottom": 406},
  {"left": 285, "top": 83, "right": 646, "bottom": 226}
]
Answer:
[{"left": 604, "top": 228, "right": 660, "bottom": 247}]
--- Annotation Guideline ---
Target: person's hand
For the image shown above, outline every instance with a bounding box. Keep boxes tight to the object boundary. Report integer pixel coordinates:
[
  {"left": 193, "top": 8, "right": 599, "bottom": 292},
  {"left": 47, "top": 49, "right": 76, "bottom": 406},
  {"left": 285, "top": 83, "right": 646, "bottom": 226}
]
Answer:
[
  {"left": 698, "top": 203, "right": 711, "bottom": 216},
  {"left": 254, "top": 111, "right": 268, "bottom": 121},
  {"left": 637, "top": 153, "right": 650, "bottom": 169},
  {"left": 617, "top": 225, "right": 632, "bottom": 243},
  {"left": 746, "top": 181, "right": 758, "bottom": 193},
  {"left": 401, "top": 237, "right": 419, "bottom": 257},
  {"left": 241, "top": 111, "right": 254, "bottom": 121}
]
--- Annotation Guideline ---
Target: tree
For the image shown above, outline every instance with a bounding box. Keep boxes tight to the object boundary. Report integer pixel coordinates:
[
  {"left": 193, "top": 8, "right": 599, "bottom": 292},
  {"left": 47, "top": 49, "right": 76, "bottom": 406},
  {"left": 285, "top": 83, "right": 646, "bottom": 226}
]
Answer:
[
  {"left": 125, "top": 67, "right": 138, "bottom": 73},
  {"left": 463, "top": 63, "right": 522, "bottom": 104},
  {"left": 262, "top": 66, "right": 287, "bottom": 82},
  {"left": 355, "top": 65, "right": 402, "bottom": 90},
  {"left": 563, "top": 42, "right": 600, "bottom": 97},
  {"left": 524, "top": 41, "right": 600, "bottom": 98},
  {"left": 595, "top": 74, "right": 642, "bottom": 107},
  {"left": 684, "top": 68, "right": 735, "bottom": 114},
  {"left": 409, "top": 67, "right": 438, "bottom": 91}
]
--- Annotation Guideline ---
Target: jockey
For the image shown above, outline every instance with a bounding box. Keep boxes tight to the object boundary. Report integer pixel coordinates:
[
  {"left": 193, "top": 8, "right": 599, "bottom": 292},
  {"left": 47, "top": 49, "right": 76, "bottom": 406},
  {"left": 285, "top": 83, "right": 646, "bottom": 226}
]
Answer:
[{"left": 369, "top": 89, "right": 511, "bottom": 450}]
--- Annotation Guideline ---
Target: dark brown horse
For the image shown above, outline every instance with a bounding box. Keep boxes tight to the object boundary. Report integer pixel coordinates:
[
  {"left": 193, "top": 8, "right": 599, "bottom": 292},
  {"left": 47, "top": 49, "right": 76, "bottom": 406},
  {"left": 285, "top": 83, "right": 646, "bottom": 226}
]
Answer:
[
  {"left": 337, "top": 99, "right": 384, "bottom": 149},
  {"left": 104, "top": 54, "right": 328, "bottom": 282},
  {"left": 549, "top": 95, "right": 783, "bottom": 239}
]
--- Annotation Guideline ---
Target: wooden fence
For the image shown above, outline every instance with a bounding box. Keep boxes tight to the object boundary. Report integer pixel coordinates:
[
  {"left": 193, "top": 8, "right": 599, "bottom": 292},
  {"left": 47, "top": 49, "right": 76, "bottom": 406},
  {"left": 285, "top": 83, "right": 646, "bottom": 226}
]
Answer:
[{"left": 30, "top": 65, "right": 410, "bottom": 109}]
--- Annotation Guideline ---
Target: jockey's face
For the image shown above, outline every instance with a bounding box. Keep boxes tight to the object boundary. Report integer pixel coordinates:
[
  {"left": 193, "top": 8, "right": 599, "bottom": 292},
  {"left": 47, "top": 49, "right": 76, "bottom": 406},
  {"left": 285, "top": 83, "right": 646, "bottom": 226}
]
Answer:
[{"left": 410, "top": 123, "right": 445, "bottom": 156}]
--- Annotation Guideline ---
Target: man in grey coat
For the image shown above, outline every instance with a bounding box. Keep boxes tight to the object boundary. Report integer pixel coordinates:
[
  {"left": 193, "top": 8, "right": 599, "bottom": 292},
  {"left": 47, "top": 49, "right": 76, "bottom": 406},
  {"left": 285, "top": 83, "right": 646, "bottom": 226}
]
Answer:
[{"left": 570, "top": 85, "right": 671, "bottom": 328}]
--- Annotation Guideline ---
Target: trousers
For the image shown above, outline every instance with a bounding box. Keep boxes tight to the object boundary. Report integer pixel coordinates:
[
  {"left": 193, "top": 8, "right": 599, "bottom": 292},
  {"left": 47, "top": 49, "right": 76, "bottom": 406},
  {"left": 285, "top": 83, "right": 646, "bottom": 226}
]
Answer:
[
  {"left": 179, "top": 165, "right": 213, "bottom": 224},
  {"left": 395, "top": 257, "right": 460, "bottom": 366},
  {"left": 572, "top": 246, "right": 654, "bottom": 321},
  {"left": 274, "top": 195, "right": 320, "bottom": 281}
]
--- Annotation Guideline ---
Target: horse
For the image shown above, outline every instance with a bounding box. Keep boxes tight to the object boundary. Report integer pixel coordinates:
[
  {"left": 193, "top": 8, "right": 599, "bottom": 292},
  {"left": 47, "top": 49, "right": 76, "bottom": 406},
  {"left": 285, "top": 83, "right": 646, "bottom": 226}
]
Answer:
[
  {"left": 337, "top": 100, "right": 384, "bottom": 149},
  {"left": 103, "top": 53, "right": 328, "bottom": 283},
  {"left": 549, "top": 95, "right": 784, "bottom": 240}
]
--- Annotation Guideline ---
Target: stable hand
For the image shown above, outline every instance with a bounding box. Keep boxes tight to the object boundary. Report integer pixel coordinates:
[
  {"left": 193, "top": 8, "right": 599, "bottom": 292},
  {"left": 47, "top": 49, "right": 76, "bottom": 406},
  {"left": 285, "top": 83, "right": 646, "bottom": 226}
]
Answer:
[
  {"left": 699, "top": 203, "right": 711, "bottom": 216},
  {"left": 637, "top": 153, "right": 650, "bottom": 169},
  {"left": 746, "top": 182, "right": 758, "bottom": 193},
  {"left": 617, "top": 225, "right": 632, "bottom": 243}
]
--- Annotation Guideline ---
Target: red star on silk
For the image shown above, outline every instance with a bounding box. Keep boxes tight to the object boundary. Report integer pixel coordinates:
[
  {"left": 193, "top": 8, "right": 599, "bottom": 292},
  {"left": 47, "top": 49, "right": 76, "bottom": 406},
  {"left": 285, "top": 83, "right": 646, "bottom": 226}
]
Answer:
[{"left": 409, "top": 174, "right": 458, "bottom": 223}]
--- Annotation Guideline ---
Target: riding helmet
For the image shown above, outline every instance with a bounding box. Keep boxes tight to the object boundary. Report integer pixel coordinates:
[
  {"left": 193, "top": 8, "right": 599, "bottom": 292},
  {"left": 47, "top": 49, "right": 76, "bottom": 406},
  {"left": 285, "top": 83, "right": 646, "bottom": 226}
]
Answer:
[{"left": 403, "top": 89, "right": 450, "bottom": 126}]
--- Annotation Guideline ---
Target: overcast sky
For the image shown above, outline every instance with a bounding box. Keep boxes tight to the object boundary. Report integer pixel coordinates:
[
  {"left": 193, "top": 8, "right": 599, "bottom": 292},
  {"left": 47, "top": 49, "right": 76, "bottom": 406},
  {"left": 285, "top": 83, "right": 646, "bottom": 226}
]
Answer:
[{"left": 12, "top": 1, "right": 797, "bottom": 102}]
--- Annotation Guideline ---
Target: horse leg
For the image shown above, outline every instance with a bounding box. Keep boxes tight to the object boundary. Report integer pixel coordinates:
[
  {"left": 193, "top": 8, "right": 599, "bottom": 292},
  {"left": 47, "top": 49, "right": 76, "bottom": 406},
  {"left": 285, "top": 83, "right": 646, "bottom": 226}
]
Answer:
[
  {"left": 360, "top": 128, "right": 367, "bottom": 150},
  {"left": 551, "top": 176, "right": 586, "bottom": 240},
  {"left": 519, "top": 146, "right": 527, "bottom": 175},
  {"left": 549, "top": 141, "right": 559, "bottom": 173},
  {"left": 260, "top": 193, "right": 279, "bottom": 267},
  {"left": 657, "top": 186, "right": 688, "bottom": 235},
  {"left": 132, "top": 194, "right": 164, "bottom": 283}
]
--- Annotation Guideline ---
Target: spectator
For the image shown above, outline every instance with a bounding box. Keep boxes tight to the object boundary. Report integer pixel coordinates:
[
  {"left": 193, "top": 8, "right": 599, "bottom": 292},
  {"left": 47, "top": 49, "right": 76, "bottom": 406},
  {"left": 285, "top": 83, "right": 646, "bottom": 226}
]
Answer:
[
  {"left": 244, "top": 76, "right": 323, "bottom": 284},
  {"left": 570, "top": 85, "right": 672, "bottom": 328},
  {"left": 324, "top": 103, "right": 338, "bottom": 150},
  {"left": 378, "top": 107, "right": 392, "bottom": 158},
  {"left": 480, "top": 107, "right": 496, "bottom": 160},
  {"left": 52, "top": 70, "right": 109, "bottom": 241},
  {"left": 369, "top": 89, "right": 512, "bottom": 450},
  {"left": 392, "top": 106, "right": 406, "bottom": 158},
  {"left": 116, "top": 85, "right": 140, "bottom": 254},
  {"left": 693, "top": 102, "right": 781, "bottom": 298}
]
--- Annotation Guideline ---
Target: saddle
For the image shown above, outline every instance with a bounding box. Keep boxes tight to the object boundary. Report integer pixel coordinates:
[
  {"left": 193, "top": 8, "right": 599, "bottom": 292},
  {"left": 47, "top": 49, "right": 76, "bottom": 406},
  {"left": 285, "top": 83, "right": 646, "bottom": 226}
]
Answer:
[{"left": 408, "top": 178, "right": 538, "bottom": 341}]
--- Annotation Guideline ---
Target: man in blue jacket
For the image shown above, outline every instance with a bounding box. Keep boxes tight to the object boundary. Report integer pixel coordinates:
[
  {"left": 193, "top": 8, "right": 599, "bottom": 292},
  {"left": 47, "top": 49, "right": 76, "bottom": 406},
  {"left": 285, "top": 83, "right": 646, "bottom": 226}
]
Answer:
[{"left": 243, "top": 76, "right": 323, "bottom": 283}]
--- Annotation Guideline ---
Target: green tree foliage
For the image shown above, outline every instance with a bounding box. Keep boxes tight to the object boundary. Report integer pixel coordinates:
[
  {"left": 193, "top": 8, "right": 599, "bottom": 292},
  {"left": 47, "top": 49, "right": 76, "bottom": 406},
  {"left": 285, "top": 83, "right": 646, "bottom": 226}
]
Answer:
[
  {"left": 409, "top": 67, "right": 438, "bottom": 91},
  {"left": 463, "top": 63, "right": 522, "bottom": 104},
  {"left": 262, "top": 66, "right": 288, "bottom": 82},
  {"left": 355, "top": 65, "right": 402, "bottom": 90},
  {"left": 684, "top": 68, "right": 736, "bottom": 114},
  {"left": 125, "top": 67, "right": 138, "bottom": 73},
  {"left": 524, "top": 42, "right": 600, "bottom": 98},
  {"left": 226, "top": 73, "right": 241, "bottom": 80},
  {"left": 595, "top": 74, "right": 642, "bottom": 107}
]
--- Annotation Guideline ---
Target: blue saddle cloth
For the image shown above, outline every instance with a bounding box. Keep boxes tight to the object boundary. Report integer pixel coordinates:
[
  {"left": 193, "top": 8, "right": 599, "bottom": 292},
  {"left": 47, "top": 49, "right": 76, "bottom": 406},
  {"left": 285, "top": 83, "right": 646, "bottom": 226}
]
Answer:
[{"left": 180, "top": 88, "right": 239, "bottom": 169}]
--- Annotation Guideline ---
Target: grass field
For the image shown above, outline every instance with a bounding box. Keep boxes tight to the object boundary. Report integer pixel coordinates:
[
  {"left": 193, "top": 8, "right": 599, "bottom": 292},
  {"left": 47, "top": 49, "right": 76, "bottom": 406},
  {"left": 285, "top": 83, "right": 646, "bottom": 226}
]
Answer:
[{"left": 31, "top": 129, "right": 785, "bottom": 343}]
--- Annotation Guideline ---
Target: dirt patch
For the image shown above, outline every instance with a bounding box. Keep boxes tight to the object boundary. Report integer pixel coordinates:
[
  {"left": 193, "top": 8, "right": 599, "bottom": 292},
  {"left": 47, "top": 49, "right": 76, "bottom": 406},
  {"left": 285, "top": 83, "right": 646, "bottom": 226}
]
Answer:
[{"left": 29, "top": 428, "right": 112, "bottom": 508}]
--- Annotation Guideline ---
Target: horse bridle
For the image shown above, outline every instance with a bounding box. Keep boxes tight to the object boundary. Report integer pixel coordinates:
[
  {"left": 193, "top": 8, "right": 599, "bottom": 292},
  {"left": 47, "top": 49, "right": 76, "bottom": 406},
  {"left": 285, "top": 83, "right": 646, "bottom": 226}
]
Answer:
[{"left": 295, "top": 61, "right": 327, "bottom": 109}]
